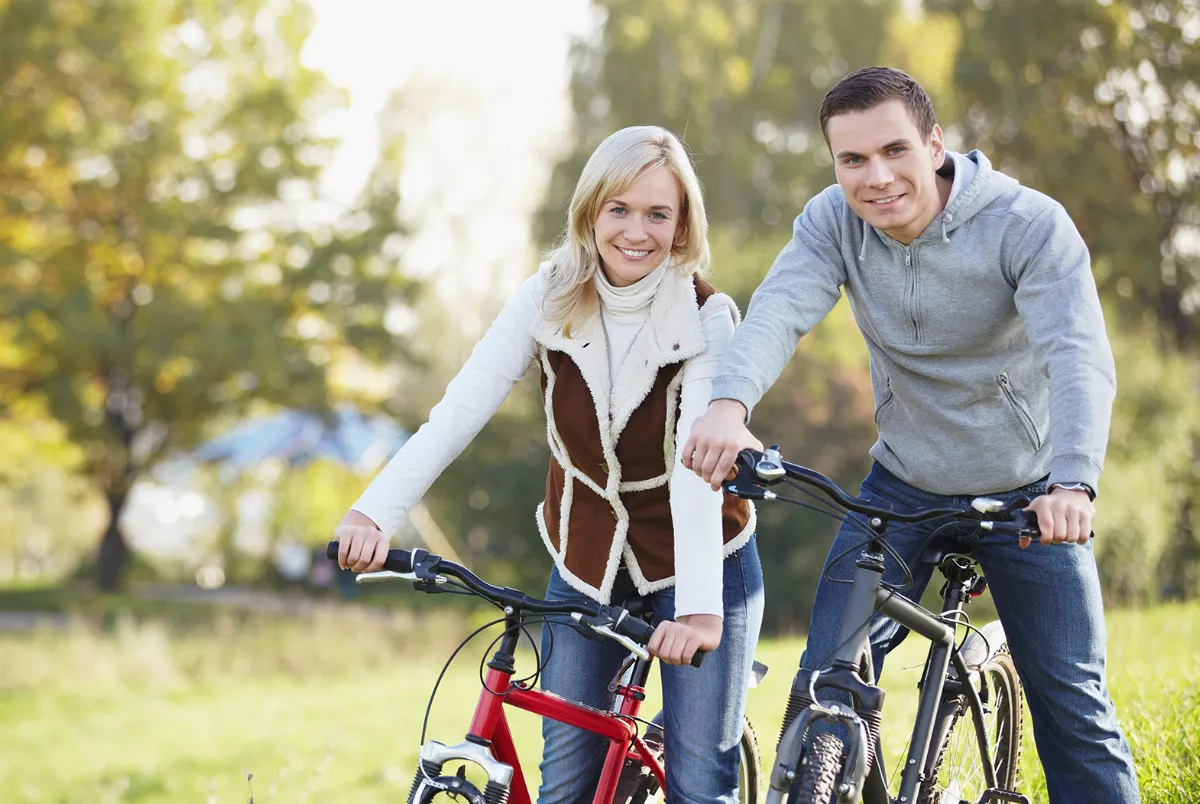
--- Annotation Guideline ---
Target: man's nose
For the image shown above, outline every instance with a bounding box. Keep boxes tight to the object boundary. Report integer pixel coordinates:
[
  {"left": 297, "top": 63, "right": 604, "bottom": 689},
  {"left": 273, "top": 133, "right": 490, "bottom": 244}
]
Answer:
[{"left": 866, "top": 159, "right": 894, "bottom": 187}]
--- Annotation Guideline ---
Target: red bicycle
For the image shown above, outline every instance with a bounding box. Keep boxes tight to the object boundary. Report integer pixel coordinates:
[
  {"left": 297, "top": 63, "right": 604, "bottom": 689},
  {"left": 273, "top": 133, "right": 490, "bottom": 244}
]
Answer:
[{"left": 325, "top": 543, "right": 765, "bottom": 804}]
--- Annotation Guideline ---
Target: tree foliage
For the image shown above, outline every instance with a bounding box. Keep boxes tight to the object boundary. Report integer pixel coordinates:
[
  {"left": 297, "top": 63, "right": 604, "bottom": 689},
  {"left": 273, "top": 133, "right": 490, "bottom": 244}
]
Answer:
[
  {"left": 0, "top": 0, "right": 416, "bottom": 589},
  {"left": 929, "top": 0, "right": 1200, "bottom": 344},
  {"left": 536, "top": 0, "right": 900, "bottom": 248}
]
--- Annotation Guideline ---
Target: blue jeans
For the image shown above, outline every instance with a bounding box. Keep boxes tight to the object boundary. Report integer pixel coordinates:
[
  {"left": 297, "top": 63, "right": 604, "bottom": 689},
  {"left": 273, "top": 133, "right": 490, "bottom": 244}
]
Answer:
[
  {"left": 537, "top": 537, "right": 764, "bottom": 804},
  {"left": 800, "top": 463, "right": 1139, "bottom": 803}
]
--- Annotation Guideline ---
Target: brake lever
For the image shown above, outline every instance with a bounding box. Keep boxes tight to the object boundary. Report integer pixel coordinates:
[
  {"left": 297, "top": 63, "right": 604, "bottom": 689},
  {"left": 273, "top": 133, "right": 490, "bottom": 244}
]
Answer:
[
  {"left": 356, "top": 570, "right": 448, "bottom": 586},
  {"left": 570, "top": 613, "right": 651, "bottom": 662}
]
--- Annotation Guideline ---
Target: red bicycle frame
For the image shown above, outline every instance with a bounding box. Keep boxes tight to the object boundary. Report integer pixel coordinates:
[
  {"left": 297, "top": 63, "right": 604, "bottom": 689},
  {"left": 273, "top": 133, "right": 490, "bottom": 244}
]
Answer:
[
  {"left": 462, "top": 657, "right": 665, "bottom": 804},
  {"left": 409, "top": 610, "right": 665, "bottom": 804}
]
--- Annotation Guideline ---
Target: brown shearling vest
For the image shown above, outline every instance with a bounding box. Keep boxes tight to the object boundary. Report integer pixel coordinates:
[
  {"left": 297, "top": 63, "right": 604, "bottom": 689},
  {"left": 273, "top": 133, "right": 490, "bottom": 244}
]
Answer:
[{"left": 530, "top": 271, "right": 754, "bottom": 603}]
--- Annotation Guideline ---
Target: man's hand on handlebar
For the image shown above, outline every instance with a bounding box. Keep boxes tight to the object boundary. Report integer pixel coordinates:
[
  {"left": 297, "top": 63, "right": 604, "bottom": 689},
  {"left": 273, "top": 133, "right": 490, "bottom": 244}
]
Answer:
[
  {"left": 334, "top": 509, "right": 390, "bottom": 572},
  {"left": 683, "top": 399, "right": 764, "bottom": 491},
  {"left": 649, "top": 614, "right": 722, "bottom": 667},
  {"left": 1023, "top": 489, "right": 1094, "bottom": 550}
]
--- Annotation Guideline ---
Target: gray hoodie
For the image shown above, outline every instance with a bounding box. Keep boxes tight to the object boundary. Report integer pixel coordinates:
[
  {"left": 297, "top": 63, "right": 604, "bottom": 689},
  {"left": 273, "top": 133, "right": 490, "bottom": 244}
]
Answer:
[{"left": 712, "top": 150, "right": 1116, "bottom": 496}]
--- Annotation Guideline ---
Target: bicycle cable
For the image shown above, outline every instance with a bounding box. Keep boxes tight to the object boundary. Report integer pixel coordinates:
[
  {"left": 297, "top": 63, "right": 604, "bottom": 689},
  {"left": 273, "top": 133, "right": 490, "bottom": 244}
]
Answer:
[
  {"left": 417, "top": 614, "right": 516, "bottom": 789},
  {"left": 476, "top": 613, "right": 554, "bottom": 697}
]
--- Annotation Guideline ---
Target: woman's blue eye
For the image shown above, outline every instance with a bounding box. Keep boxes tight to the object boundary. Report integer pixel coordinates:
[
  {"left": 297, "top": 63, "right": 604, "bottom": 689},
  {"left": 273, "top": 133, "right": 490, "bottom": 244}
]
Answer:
[
  {"left": 610, "top": 206, "right": 626, "bottom": 215},
  {"left": 651, "top": 211, "right": 667, "bottom": 220}
]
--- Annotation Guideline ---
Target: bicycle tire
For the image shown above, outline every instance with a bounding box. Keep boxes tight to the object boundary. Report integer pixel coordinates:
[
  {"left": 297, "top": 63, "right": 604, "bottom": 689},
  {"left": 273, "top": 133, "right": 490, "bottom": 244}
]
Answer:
[
  {"left": 785, "top": 732, "right": 845, "bottom": 804},
  {"left": 918, "top": 650, "right": 1023, "bottom": 804},
  {"left": 616, "top": 714, "right": 763, "bottom": 804}
]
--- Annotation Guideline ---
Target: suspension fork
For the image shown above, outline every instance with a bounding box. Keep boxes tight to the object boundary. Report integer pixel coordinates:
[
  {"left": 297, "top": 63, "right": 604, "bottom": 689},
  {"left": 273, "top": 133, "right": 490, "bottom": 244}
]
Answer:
[{"left": 772, "top": 542, "right": 889, "bottom": 800}]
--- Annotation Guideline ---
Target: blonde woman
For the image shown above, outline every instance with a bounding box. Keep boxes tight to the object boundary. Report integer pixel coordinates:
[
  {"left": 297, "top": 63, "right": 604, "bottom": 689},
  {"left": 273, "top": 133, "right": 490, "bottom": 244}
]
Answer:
[{"left": 335, "top": 126, "right": 764, "bottom": 803}]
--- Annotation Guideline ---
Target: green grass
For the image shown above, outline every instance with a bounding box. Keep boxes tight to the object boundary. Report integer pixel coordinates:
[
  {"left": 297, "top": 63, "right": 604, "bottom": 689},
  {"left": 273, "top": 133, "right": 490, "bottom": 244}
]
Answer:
[{"left": 0, "top": 600, "right": 1196, "bottom": 802}]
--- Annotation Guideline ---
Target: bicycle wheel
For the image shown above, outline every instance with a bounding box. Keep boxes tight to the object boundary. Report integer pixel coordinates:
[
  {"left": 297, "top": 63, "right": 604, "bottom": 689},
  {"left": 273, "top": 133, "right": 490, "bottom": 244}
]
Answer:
[
  {"left": 785, "top": 732, "right": 845, "bottom": 804},
  {"left": 918, "top": 651, "right": 1023, "bottom": 804},
  {"left": 617, "top": 715, "right": 762, "bottom": 804}
]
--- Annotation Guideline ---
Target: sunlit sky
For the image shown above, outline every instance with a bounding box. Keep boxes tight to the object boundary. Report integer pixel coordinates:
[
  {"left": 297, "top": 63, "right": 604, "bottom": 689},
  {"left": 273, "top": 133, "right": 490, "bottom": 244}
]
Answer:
[{"left": 301, "top": 0, "right": 595, "bottom": 325}]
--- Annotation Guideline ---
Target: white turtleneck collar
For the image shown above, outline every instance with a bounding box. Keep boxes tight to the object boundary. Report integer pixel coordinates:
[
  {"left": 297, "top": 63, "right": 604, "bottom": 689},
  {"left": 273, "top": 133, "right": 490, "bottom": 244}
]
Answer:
[{"left": 595, "top": 257, "right": 670, "bottom": 314}]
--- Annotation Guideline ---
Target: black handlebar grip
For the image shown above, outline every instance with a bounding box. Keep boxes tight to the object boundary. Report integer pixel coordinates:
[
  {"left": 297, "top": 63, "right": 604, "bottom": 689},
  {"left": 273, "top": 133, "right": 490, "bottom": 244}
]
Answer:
[
  {"left": 615, "top": 614, "right": 655, "bottom": 644},
  {"left": 325, "top": 541, "right": 414, "bottom": 573},
  {"left": 690, "top": 650, "right": 707, "bottom": 668}
]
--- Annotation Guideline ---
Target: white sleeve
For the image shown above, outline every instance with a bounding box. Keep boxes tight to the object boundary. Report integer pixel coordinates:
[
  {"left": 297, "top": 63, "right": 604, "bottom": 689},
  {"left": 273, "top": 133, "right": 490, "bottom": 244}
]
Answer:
[
  {"left": 669, "top": 302, "right": 737, "bottom": 619},
  {"left": 351, "top": 274, "right": 543, "bottom": 537}
]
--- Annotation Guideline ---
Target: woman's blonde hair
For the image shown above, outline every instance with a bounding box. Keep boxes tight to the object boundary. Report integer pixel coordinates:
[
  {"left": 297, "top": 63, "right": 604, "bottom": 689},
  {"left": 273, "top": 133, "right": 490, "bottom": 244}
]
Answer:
[{"left": 543, "top": 126, "right": 709, "bottom": 335}]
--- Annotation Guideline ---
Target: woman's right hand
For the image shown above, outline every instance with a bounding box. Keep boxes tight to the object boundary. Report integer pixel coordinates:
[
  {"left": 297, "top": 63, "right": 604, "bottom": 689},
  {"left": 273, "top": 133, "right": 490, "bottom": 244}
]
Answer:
[{"left": 334, "top": 509, "right": 390, "bottom": 572}]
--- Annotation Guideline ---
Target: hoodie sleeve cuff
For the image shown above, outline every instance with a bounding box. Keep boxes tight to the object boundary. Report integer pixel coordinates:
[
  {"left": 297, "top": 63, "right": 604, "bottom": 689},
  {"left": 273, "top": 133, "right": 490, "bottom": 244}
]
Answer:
[
  {"left": 710, "top": 376, "right": 760, "bottom": 423},
  {"left": 1047, "top": 455, "right": 1103, "bottom": 498}
]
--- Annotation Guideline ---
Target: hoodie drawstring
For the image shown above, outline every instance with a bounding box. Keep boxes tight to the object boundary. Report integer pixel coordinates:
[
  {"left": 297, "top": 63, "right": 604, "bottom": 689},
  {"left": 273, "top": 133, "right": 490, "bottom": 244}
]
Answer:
[
  {"left": 860, "top": 219, "right": 869, "bottom": 261},
  {"left": 941, "top": 213, "right": 953, "bottom": 244}
]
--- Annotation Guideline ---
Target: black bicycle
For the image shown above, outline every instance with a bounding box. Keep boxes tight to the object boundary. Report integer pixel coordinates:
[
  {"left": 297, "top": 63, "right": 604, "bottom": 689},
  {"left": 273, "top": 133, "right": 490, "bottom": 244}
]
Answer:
[{"left": 723, "top": 448, "right": 1041, "bottom": 804}]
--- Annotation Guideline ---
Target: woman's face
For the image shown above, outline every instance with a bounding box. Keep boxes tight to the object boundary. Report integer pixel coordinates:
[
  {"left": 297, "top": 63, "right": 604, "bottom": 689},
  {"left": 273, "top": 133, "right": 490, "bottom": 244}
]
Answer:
[{"left": 593, "top": 165, "right": 682, "bottom": 287}]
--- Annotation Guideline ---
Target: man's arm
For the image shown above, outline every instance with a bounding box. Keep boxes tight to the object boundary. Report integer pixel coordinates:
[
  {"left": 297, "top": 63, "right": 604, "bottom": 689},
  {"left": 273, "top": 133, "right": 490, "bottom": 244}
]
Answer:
[
  {"left": 1010, "top": 202, "right": 1116, "bottom": 546},
  {"left": 685, "top": 189, "right": 848, "bottom": 487}
]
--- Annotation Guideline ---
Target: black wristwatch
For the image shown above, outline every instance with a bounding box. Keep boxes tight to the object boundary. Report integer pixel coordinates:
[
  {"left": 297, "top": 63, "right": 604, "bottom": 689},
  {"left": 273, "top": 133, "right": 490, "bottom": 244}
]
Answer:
[{"left": 1048, "top": 481, "right": 1095, "bottom": 501}]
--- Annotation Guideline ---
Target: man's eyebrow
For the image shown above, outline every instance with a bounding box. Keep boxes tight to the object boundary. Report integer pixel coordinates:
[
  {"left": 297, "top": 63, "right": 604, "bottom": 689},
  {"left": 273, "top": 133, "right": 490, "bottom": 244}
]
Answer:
[{"left": 834, "top": 139, "right": 913, "bottom": 160}]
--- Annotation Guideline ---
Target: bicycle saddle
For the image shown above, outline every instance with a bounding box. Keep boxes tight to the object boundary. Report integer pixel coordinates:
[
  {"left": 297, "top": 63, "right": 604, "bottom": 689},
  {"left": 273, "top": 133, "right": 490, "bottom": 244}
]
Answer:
[{"left": 917, "top": 540, "right": 976, "bottom": 567}]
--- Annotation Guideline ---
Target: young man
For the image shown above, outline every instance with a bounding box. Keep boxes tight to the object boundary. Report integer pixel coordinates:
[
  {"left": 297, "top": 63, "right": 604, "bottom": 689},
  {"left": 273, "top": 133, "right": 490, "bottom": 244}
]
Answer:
[{"left": 684, "top": 67, "right": 1139, "bottom": 801}]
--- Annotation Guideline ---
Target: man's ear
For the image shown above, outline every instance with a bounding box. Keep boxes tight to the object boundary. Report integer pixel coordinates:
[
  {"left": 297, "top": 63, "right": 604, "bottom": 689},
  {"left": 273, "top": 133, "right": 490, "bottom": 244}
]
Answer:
[{"left": 928, "top": 123, "right": 946, "bottom": 162}]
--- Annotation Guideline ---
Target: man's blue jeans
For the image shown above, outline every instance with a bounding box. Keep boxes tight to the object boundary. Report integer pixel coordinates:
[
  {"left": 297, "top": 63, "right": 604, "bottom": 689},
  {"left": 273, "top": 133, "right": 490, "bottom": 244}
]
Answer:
[
  {"left": 537, "top": 537, "right": 764, "bottom": 804},
  {"left": 800, "top": 463, "right": 1139, "bottom": 803}
]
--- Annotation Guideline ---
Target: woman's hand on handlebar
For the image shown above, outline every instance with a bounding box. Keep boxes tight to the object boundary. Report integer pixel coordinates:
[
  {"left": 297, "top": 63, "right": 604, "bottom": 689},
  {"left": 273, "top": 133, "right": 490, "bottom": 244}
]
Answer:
[
  {"left": 334, "top": 509, "right": 390, "bottom": 572},
  {"left": 649, "top": 613, "right": 722, "bottom": 666}
]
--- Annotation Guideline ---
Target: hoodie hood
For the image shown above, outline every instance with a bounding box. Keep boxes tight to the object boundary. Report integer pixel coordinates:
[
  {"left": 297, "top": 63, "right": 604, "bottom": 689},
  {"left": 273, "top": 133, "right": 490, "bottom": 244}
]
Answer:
[
  {"left": 858, "top": 150, "right": 1019, "bottom": 258},
  {"left": 926, "top": 150, "right": 1018, "bottom": 243}
]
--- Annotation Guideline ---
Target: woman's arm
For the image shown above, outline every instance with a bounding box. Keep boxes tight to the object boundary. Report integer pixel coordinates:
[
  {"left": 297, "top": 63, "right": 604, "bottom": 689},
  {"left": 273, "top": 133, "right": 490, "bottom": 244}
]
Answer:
[
  {"left": 669, "top": 300, "right": 737, "bottom": 621},
  {"left": 339, "top": 273, "right": 544, "bottom": 571}
]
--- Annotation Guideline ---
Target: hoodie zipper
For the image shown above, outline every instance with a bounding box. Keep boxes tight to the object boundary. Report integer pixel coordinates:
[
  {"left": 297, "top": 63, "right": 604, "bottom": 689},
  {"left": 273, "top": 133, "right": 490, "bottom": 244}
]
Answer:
[
  {"left": 998, "top": 372, "right": 1042, "bottom": 450},
  {"left": 904, "top": 246, "right": 920, "bottom": 343}
]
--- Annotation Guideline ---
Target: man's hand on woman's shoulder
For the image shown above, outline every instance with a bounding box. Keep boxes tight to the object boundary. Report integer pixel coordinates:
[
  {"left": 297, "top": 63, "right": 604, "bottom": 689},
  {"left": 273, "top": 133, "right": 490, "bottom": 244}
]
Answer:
[{"left": 683, "top": 399, "right": 763, "bottom": 491}]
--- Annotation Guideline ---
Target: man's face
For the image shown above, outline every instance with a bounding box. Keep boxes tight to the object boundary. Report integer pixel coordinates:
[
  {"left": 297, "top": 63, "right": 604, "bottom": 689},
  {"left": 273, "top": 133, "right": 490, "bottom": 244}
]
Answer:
[{"left": 826, "top": 99, "right": 946, "bottom": 245}]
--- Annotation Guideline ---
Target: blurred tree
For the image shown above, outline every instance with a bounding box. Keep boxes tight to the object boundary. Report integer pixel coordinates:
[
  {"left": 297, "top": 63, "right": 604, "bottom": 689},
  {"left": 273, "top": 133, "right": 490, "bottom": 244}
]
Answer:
[
  {"left": 0, "top": 400, "right": 104, "bottom": 582},
  {"left": 0, "top": 0, "right": 417, "bottom": 590},
  {"left": 928, "top": 0, "right": 1200, "bottom": 345},
  {"left": 536, "top": 0, "right": 901, "bottom": 248},
  {"left": 1095, "top": 314, "right": 1200, "bottom": 602}
]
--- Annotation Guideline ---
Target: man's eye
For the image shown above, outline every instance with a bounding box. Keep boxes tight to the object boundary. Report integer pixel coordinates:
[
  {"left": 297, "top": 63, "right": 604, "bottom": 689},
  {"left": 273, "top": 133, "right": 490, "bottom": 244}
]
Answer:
[{"left": 889, "top": 147, "right": 905, "bottom": 155}]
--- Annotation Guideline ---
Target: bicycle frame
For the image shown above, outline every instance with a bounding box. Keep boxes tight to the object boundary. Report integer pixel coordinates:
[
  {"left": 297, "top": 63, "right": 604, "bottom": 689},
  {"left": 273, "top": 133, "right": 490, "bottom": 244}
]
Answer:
[
  {"left": 771, "top": 537, "right": 1011, "bottom": 804},
  {"left": 411, "top": 613, "right": 665, "bottom": 804}
]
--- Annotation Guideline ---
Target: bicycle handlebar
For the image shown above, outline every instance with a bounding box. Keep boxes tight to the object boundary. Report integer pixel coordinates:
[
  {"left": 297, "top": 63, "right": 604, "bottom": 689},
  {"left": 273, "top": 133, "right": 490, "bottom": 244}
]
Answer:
[
  {"left": 324, "top": 542, "right": 704, "bottom": 667},
  {"left": 722, "top": 448, "right": 1042, "bottom": 538}
]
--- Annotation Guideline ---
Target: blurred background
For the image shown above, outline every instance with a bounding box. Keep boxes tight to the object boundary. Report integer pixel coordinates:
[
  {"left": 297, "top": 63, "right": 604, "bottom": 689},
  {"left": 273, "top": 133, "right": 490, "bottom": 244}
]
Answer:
[{"left": 1, "top": 0, "right": 1198, "bottom": 801}]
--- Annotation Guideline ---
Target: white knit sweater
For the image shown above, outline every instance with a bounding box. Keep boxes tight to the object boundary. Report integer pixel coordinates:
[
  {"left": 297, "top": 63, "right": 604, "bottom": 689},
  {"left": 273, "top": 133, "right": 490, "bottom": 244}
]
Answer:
[{"left": 352, "top": 263, "right": 734, "bottom": 618}]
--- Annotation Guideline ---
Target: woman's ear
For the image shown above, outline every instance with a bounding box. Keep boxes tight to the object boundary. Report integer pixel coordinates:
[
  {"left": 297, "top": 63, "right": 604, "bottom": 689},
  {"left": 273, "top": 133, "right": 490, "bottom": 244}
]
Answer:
[{"left": 673, "top": 220, "right": 689, "bottom": 254}]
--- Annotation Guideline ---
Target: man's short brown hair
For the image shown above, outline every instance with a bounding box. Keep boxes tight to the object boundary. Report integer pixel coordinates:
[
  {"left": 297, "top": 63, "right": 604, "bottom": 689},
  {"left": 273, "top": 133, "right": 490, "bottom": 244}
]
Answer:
[{"left": 819, "top": 67, "right": 938, "bottom": 145}]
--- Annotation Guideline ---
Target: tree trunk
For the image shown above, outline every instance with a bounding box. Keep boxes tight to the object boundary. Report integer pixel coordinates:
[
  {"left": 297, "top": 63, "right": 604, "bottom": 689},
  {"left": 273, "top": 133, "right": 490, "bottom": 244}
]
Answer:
[{"left": 97, "top": 491, "right": 129, "bottom": 591}]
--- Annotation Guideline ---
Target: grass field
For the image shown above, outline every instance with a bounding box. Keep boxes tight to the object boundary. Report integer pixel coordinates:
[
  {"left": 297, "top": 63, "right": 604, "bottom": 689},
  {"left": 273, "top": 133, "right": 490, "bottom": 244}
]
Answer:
[{"left": 0, "top": 594, "right": 1197, "bottom": 803}]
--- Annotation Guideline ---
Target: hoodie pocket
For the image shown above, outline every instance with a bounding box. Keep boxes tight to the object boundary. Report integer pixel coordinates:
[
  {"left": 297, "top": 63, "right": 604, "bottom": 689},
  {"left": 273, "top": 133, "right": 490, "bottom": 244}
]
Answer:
[
  {"left": 997, "top": 372, "right": 1042, "bottom": 451},
  {"left": 874, "top": 379, "right": 895, "bottom": 426}
]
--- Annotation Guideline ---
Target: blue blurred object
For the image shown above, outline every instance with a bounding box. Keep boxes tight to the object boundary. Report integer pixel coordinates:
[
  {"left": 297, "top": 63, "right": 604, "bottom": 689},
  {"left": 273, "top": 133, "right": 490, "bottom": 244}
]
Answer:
[{"left": 192, "top": 404, "right": 408, "bottom": 475}]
